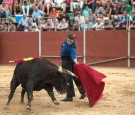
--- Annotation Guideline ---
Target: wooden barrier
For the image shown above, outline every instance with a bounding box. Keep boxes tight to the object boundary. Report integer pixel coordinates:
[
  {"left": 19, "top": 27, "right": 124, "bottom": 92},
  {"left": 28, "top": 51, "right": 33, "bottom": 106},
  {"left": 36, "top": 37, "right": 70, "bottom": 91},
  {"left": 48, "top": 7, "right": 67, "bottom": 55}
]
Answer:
[{"left": 0, "top": 30, "right": 135, "bottom": 67}]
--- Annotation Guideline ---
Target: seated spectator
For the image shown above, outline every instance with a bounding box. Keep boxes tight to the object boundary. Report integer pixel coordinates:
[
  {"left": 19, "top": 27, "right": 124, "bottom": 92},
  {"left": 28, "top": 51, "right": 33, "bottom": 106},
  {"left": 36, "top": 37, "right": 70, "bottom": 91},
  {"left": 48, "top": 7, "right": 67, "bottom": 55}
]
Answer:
[
  {"left": 26, "top": 18, "right": 37, "bottom": 30},
  {"left": 94, "top": 2, "right": 104, "bottom": 16},
  {"left": 81, "top": 17, "right": 93, "bottom": 30},
  {"left": 74, "top": 11, "right": 85, "bottom": 29},
  {"left": 0, "top": 7, "right": 6, "bottom": 18},
  {"left": 89, "top": 10, "right": 95, "bottom": 24},
  {"left": 90, "top": 18, "right": 104, "bottom": 30},
  {"left": 8, "top": 19, "right": 16, "bottom": 31},
  {"left": 13, "top": 0, "right": 22, "bottom": 15},
  {"left": 5, "top": 0, "right": 13, "bottom": 14},
  {"left": 87, "top": 0, "right": 96, "bottom": 13},
  {"left": 82, "top": 4, "right": 92, "bottom": 17},
  {"left": 32, "top": 26, "right": 39, "bottom": 31},
  {"left": 72, "top": 0, "right": 84, "bottom": 10},
  {"left": 103, "top": 17, "right": 113, "bottom": 29},
  {"left": 53, "top": 0, "right": 67, "bottom": 12},
  {"left": 24, "top": 26, "right": 29, "bottom": 32},
  {"left": 50, "top": 7, "right": 59, "bottom": 17},
  {"left": 42, "top": 18, "right": 55, "bottom": 31},
  {"left": 57, "top": 18, "right": 69, "bottom": 31},
  {"left": 103, "top": 0, "right": 112, "bottom": 18},
  {"left": 0, "top": 1, "right": 11, "bottom": 18},
  {"left": 22, "top": 0, "right": 31, "bottom": 16},
  {"left": 0, "top": 18, "right": 7, "bottom": 31},
  {"left": 43, "top": 0, "right": 53, "bottom": 15},
  {"left": 33, "top": 0, "right": 43, "bottom": 10},
  {"left": 122, "top": 2, "right": 132, "bottom": 13},
  {"left": 113, "top": 19, "right": 120, "bottom": 30},
  {"left": 32, "top": 5, "right": 45, "bottom": 20},
  {"left": 72, "top": 20, "right": 80, "bottom": 30},
  {"left": 17, "top": 13, "right": 29, "bottom": 31},
  {"left": 73, "top": 4, "right": 82, "bottom": 16},
  {"left": 69, "top": 13, "right": 75, "bottom": 28},
  {"left": 121, "top": 11, "right": 133, "bottom": 28}
]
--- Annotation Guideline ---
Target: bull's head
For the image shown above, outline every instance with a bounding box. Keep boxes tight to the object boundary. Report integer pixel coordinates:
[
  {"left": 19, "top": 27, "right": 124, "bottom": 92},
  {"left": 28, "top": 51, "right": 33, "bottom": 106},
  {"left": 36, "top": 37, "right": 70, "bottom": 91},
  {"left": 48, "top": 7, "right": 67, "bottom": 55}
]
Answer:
[{"left": 53, "top": 67, "right": 78, "bottom": 94}]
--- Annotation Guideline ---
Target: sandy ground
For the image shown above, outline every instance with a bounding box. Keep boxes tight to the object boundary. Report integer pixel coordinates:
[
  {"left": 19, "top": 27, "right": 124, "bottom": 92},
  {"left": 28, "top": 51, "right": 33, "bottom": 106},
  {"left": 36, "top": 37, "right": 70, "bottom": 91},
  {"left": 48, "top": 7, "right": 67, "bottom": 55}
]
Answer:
[{"left": 0, "top": 65, "right": 135, "bottom": 115}]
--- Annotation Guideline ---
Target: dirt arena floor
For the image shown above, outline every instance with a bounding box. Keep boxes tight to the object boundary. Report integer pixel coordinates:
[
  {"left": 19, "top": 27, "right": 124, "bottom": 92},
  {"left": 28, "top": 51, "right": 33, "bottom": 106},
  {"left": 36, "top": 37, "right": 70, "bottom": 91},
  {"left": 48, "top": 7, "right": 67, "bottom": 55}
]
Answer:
[{"left": 0, "top": 65, "right": 135, "bottom": 115}]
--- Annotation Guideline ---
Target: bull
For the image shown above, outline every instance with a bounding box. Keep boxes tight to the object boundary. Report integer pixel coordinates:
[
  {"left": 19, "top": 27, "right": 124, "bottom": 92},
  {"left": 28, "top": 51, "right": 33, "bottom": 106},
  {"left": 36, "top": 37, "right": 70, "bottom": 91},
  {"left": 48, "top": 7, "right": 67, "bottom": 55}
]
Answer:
[{"left": 5, "top": 58, "right": 77, "bottom": 110}]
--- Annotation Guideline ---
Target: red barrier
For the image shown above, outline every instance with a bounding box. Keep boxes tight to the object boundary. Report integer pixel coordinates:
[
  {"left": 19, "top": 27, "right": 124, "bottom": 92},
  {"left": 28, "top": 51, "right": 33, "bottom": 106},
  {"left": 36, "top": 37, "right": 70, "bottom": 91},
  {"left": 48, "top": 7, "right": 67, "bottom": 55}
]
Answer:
[{"left": 0, "top": 30, "right": 135, "bottom": 67}]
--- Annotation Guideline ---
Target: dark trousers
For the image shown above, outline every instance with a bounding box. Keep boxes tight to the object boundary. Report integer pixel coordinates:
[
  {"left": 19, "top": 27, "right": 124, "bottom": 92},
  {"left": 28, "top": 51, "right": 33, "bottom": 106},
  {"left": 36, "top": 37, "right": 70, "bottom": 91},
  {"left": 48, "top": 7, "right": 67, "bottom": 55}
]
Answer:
[{"left": 62, "top": 57, "right": 85, "bottom": 98}]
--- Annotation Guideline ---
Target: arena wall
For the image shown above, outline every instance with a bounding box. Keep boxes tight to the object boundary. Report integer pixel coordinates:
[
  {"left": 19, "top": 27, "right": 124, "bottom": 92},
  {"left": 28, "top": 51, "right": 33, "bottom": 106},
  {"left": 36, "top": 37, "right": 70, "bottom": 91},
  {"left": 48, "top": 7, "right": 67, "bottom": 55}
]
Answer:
[{"left": 0, "top": 30, "right": 135, "bottom": 67}]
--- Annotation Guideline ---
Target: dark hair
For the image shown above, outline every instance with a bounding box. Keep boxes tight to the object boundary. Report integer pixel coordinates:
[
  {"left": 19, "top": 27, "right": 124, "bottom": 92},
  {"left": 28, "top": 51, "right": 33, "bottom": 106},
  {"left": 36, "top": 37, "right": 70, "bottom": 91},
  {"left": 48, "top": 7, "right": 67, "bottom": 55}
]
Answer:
[{"left": 68, "top": 34, "right": 75, "bottom": 40}]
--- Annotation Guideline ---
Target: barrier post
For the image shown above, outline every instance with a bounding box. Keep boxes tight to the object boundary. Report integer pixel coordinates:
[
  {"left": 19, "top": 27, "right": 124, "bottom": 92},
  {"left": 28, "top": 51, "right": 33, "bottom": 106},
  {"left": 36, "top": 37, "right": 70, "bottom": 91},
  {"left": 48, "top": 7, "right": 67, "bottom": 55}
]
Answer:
[
  {"left": 39, "top": 27, "right": 42, "bottom": 57},
  {"left": 83, "top": 28, "right": 86, "bottom": 64}
]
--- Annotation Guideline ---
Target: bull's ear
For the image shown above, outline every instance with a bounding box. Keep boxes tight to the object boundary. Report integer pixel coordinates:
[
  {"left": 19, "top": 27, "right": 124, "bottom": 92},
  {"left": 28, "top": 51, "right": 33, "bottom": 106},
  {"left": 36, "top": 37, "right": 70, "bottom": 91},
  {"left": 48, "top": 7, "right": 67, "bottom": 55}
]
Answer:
[{"left": 58, "top": 66, "right": 63, "bottom": 73}]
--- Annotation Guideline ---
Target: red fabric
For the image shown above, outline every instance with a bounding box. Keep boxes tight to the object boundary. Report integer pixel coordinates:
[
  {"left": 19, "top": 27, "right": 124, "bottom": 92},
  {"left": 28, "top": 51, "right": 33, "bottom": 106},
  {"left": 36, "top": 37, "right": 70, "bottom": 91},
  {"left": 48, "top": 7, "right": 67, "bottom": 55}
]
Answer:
[
  {"left": 74, "top": 64, "right": 106, "bottom": 107},
  {"left": 10, "top": 57, "right": 39, "bottom": 63}
]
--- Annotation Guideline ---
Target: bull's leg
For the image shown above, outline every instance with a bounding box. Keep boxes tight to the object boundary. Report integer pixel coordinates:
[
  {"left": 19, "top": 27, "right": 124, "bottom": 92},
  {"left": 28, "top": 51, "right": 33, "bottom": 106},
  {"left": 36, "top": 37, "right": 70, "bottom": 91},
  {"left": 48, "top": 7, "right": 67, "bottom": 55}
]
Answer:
[
  {"left": 26, "top": 80, "right": 34, "bottom": 110},
  {"left": 20, "top": 88, "right": 26, "bottom": 104},
  {"left": 45, "top": 86, "right": 59, "bottom": 105},
  {"left": 5, "top": 77, "right": 20, "bottom": 107}
]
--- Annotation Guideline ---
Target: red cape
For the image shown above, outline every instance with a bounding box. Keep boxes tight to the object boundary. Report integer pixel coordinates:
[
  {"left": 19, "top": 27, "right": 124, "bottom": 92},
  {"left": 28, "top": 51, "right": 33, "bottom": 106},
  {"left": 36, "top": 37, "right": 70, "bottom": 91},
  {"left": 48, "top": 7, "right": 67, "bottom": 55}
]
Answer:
[{"left": 74, "top": 64, "right": 106, "bottom": 107}]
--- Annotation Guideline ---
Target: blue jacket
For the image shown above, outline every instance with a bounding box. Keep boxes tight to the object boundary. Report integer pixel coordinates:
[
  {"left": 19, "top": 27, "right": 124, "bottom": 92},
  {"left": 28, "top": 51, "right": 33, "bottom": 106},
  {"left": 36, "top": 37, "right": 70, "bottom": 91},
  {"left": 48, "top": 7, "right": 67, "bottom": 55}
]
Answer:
[{"left": 60, "top": 40, "right": 77, "bottom": 61}]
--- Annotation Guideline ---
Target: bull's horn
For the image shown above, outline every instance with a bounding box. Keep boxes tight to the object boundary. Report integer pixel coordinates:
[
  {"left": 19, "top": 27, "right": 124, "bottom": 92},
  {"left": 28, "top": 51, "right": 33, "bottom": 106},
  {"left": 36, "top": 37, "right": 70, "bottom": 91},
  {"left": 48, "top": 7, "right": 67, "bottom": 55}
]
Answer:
[
  {"left": 63, "top": 69, "right": 78, "bottom": 78},
  {"left": 58, "top": 66, "right": 63, "bottom": 73}
]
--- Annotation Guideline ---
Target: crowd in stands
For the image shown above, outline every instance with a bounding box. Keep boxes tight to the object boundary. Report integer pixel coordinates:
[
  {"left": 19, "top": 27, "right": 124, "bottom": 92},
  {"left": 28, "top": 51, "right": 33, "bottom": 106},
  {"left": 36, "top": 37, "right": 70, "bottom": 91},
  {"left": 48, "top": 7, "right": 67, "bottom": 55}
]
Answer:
[{"left": 0, "top": 0, "right": 135, "bottom": 32}]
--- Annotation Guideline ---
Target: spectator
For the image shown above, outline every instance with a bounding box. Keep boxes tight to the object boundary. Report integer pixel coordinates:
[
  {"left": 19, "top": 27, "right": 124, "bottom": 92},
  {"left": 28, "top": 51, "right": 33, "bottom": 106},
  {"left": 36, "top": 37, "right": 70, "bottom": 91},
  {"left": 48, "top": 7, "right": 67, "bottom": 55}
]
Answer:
[
  {"left": 42, "top": 0, "right": 53, "bottom": 15},
  {"left": 72, "top": 0, "right": 84, "bottom": 10},
  {"left": 87, "top": 0, "right": 96, "bottom": 13},
  {"left": 8, "top": 19, "right": 16, "bottom": 31},
  {"left": 73, "top": 4, "right": 82, "bottom": 16},
  {"left": 50, "top": 7, "right": 59, "bottom": 17},
  {"left": 123, "top": 2, "right": 133, "bottom": 13},
  {"left": 17, "top": 13, "right": 29, "bottom": 31},
  {"left": 14, "top": 0, "right": 22, "bottom": 15},
  {"left": 26, "top": 18, "right": 37, "bottom": 31},
  {"left": 32, "top": 5, "right": 45, "bottom": 20},
  {"left": 89, "top": 10, "right": 95, "bottom": 24},
  {"left": 103, "top": 17, "right": 113, "bottom": 29},
  {"left": 113, "top": 19, "right": 120, "bottom": 30},
  {"left": 103, "top": 0, "right": 112, "bottom": 18},
  {"left": 0, "top": 1, "right": 11, "bottom": 18},
  {"left": 91, "top": 18, "right": 104, "bottom": 30},
  {"left": 121, "top": 11, "right": 133, "bottom": 28},
  {"left": 57, "top": 18, "right": 69, "bottom": 31},
  {"left": 0, "top": 7, "right": 6, "bottom": 18},
  {"left": 82, "top": 4, "right": 92, "bottom": 17},
  {"left": 53, "top": 0, "right": 67, "bottom": 12},
  {"left": 5, "top": 0, "right": 13, "bottom": 15},
  {"left": 69, "top": 13, "right": 75, "bottom": 27},
  {"left": 33, "top": 0, "right": 43, "bottom": 10},
  {"left": 32, "top": 26, "right": 39, "bottom": 31},
  {"left": 72, "top": 20, "right": 80, "bottom": 30},
  {"left": 42, "top": 18, "right": 55, "bottom": 31},
  {"left": 74, "top": 11, "right": 85, "bottom": 29},
  {"left": 95, "top": 2, "right": 104, "bottom": 16},
  {"left": 0, "top": 19, "right": 7, "bottom": 31},
  {"left": 22, "top": 0, "right": 31, "bottom": 16},
  {"left": 81, "top": 17, "right": 93, "bottom": 30}
]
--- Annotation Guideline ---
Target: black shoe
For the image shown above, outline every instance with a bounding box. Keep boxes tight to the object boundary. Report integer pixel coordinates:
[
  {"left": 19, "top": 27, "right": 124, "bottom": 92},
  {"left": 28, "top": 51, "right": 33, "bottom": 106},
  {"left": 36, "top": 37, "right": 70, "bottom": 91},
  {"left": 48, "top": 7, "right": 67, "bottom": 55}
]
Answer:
[
  {"left": 79, "top": 94, "right": 86, "bottom": 99},
  {"left": 61, "top": 97, "right": 73, "bottom": 102}
]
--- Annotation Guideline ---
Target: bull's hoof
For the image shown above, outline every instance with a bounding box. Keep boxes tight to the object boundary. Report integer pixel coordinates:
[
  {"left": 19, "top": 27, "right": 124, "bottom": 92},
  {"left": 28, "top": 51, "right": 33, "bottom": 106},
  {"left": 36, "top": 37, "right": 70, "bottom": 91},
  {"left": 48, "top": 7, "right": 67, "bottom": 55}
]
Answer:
[
  {"left": 26, "top": 105, "right": 31, "bottom": 110},
  {"left": 53, "top": 100, "right": 59, "bottom": 105}
]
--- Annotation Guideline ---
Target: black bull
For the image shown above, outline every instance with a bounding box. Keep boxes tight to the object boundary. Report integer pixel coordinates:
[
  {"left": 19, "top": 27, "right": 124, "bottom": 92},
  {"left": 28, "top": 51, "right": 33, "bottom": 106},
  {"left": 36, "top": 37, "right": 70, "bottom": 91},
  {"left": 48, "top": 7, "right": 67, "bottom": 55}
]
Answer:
[{"left": 5, "top": 58, "right": 77, "bottom": 109}]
